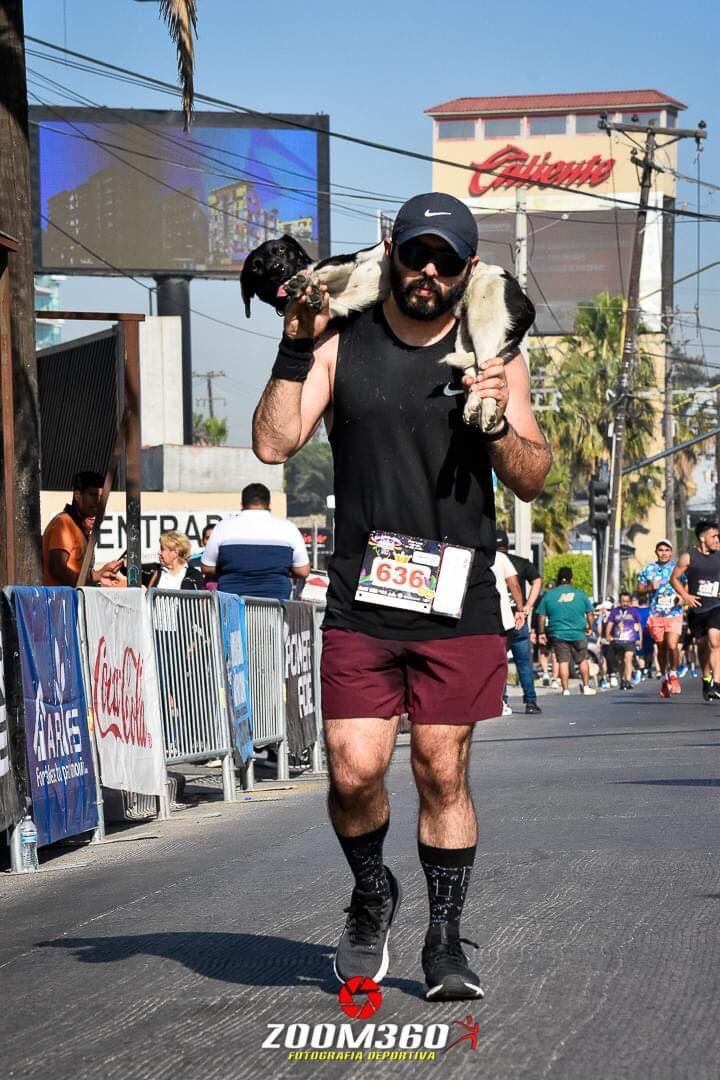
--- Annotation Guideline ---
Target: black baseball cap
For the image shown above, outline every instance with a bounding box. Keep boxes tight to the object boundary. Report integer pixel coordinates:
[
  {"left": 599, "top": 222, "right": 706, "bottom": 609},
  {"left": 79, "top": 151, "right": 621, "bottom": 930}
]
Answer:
[
  {"left": 392, "top": 193, "right": 478, "bottom": 260},
  {"left": 495, "top": 528, "right": 509, "bottom": 548}
]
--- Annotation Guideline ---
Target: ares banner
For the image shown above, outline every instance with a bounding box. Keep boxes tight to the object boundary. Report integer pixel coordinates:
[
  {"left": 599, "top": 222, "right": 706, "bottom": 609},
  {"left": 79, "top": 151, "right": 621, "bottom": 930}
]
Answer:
[
  {"left": 12, "top": 587, "right": 98, "bottom": 847},
  {"left": 216, "top": 593, "right": 254, "bottom": 766},
  {"left": 284, "top": 601, "right": 317, "bottom": 757},
  {"left": 80, "top": 589, "right": 167, "bottom": 796}
]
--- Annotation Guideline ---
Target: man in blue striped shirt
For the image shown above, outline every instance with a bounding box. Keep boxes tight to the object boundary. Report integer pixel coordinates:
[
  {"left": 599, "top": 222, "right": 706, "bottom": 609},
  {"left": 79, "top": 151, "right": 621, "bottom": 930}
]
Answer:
[{"left": 201, "top": 483, "right": 310, "bottom": 600}]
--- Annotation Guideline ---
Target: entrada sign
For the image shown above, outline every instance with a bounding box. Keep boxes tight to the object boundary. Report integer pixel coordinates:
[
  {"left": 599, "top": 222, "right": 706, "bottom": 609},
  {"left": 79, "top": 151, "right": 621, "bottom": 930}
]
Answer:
[{"left": 469, "top": 143, "right": 615, "bottom": 197}]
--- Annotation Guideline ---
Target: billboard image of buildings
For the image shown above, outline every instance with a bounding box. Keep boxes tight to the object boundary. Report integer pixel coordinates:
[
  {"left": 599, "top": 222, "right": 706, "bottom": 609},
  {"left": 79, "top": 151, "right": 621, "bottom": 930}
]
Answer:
[{"left": 31, "top": 108, "right": 329, "bottom": 276}]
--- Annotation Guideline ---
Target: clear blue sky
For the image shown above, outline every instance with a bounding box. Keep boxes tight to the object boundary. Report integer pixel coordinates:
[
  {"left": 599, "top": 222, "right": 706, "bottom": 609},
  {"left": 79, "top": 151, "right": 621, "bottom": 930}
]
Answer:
[{"left": 25, "top": 0, "right": 720, "bottom": 443}]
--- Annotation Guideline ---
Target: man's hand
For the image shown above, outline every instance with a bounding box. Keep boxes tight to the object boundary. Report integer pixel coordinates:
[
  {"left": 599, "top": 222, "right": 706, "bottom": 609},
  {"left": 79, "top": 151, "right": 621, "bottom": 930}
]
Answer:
[
  {"left": 538, "top": 632, "right": 547, "bottom": 645},
  {"left": 93, "top": 558, "right": 123, "bottom": 586},
  {"left": 685, "top": 595, "right": 702, "bottom": 608},
  {"left": 514, "top": 611, "right": 527, "bottom": 630},
  {"left": 462, "top": 357, "right": 510, "bottom": 420},
  {"left": 284, "top": 284, "right": 330, "bottom": 341}
]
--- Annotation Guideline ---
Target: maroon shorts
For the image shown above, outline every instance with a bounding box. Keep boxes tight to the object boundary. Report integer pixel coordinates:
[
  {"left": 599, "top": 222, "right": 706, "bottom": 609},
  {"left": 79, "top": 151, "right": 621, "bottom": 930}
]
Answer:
[{"left": 321, "top": 627, "right": 507, "bottom": 726}]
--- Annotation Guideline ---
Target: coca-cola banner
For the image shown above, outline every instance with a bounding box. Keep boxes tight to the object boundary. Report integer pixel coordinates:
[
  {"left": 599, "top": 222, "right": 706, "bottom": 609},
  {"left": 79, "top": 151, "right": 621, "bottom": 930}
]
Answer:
[
  {"left": 0, "top": 624, "right": 21, "bottom": 832},
  {"left": 12, "top": 587, "right": 98, "bottom": 846},
  {"left": 80, "top": 588, "right": 166, "bottom": 796}
]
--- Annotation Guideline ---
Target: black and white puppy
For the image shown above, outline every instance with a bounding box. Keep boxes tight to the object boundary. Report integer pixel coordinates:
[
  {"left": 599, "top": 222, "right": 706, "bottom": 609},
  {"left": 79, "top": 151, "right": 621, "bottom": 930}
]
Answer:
[
  {"left": 240, "top": 235, "right": 314, "bottom": 317},
  {"left": 242, "top": 237, "right": 534, "bottom": 431}
]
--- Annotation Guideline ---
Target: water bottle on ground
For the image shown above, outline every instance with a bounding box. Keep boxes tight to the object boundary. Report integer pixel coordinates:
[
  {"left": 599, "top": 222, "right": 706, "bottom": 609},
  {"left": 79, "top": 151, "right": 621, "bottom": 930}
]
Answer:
[{"left": 19, "top": 814, "right": 39, "bottom": 872}]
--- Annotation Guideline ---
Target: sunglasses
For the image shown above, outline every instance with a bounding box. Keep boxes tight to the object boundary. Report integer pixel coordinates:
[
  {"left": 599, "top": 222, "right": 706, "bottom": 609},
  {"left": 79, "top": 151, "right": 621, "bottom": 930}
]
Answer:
[{"left": 396, "top": 239, "right": 468, "bottom": 278}]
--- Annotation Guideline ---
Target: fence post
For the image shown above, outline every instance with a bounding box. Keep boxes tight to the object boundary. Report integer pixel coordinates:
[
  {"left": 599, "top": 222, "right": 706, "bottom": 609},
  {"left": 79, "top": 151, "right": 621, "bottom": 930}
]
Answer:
[{"left": 8, "top": 821, "right": 23, "bottom": 873}]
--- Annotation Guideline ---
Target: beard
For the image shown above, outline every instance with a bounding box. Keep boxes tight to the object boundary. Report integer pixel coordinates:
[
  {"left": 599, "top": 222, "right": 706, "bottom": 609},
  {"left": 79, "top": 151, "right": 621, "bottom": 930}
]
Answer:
[{"left": 390, "top": 261, "right": 469, "bottom": 321}]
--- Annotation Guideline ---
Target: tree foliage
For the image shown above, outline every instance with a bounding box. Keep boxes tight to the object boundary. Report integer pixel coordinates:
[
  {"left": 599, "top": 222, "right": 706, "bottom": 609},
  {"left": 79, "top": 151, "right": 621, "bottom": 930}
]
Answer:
[
  {"left": 285, "top": 443, "right": 333, "bottom": 516},
  {"left": 192, "top": 412, "right": 228, "bottom": 446},
  {"left": 530, "top": 292, "right": 660, "bottom": 552},
  {"left": 544, "top": 553, "right": 594, "bottom": 596}
]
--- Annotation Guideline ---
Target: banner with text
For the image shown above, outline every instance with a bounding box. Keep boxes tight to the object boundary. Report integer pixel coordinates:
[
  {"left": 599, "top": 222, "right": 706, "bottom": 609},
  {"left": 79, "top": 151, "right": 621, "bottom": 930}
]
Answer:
[
  {"left": 81, "top": 588, "right": 166, "bottom": 796},
  {"left": 0, "top": 626, "right": 21, "bottom": 832},
  {"left": 217, "top": 593, "right": 254, "bottom": 766},
  {"left": 283, "top": 601, "right": 317, "bottom": 756},
  {"left": 13, "top": 587, "right": 98, "bottom": 846}
]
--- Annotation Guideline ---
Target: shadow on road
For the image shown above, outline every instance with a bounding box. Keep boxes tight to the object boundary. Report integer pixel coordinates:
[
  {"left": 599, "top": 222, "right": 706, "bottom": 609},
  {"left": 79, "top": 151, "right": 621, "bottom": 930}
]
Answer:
[
  {"left": 614, "top": 778, "right": 720, "bottom": 787},
  {"left": 37, "top": 932, "right": 425, "bottom": 999}
]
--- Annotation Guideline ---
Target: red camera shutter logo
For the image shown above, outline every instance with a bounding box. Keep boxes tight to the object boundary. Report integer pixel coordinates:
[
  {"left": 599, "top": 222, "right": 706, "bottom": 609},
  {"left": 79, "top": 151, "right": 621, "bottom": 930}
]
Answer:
[{"left": 337, "top": 976, "right": 383, "bottom": 1020}]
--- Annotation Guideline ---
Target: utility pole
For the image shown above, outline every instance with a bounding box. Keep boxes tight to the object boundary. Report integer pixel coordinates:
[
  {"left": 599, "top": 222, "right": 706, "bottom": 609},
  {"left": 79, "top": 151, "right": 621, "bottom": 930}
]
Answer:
[
  {"left": 599, "top": 116, "right": 706, "bottom": 597},
  {"left": 513, "top": 189, "right": 532, "bottom": 559},
  {"left": 662, "top": 304, "right": 675, "bottom": 543},
  {"left": 193, "top": 369, "right": 226, "bottom": 419}
]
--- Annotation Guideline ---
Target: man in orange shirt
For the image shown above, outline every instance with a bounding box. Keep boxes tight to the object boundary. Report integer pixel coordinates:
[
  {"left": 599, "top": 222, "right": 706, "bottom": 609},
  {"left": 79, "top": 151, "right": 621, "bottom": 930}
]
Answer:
[{"left": 42, "top": 471, "right": 123, "bottom": 587}]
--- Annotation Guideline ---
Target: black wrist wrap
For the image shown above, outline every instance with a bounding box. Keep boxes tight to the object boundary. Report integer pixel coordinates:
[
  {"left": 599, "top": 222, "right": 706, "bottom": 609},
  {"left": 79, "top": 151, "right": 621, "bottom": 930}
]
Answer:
[{"left": 271, "top": 335, "right": 314, "bottom": 382}]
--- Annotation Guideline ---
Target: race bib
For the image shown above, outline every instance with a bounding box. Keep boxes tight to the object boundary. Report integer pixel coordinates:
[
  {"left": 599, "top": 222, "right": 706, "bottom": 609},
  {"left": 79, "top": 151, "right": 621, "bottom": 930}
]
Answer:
[
  {"left": 355, "top": 531, "right": 474, "bottom": 619},
  {"left": 697, "top": 579, "right": 720, "bottom": 599}
]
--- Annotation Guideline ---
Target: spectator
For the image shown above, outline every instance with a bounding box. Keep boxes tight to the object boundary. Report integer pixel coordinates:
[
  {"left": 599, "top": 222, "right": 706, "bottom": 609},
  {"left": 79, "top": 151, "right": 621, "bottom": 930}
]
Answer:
[
  {"left": 604, "top": 591, "right": 642, "bottom": 689},
  {"left": 42, "top": 470, "right": 123, "bottom": 587},
  {"left": 536, "top": 567, "right": 596, "bottom": 696},
  {"left": 534, "top": 580, "right": 559, "bottom": 687},
  {"left": 189, "top": 522, "right": 217, "bottom": 569},
  {"left": 201, "top": 483, "right": 310, "bottom": 600},
  {"left": 147, "top": 531, "right": 205, "bottom": 591},
  {"left": 496, "top": 528, "right": 543, "bottom": 715}
]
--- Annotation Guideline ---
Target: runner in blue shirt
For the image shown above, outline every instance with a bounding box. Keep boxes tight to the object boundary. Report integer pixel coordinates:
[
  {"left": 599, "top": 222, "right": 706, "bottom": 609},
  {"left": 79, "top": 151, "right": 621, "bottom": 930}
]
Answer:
[{"left": 636, "top": 539, "right": 683, "bottom": 697}]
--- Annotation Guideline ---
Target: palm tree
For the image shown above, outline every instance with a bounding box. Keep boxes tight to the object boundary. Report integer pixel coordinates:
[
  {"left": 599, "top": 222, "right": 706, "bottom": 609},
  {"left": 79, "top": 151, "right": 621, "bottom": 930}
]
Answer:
[
  {"left": 0, "top": 0, "right": 197, "bottom": 583},
  {"left": 531, "top": 292, "right": 660, "bottom": 549}
]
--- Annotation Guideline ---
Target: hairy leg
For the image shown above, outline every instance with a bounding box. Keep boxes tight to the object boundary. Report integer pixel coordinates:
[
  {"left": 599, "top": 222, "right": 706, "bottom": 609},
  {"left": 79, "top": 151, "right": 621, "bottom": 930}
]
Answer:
[
  {"left": 666, "top": 632, "right": 681, "bottom": 672},
  {"left": 707, "top": 628, "right": 720, "bottom": 682},
  {"left": 324, "top": 716, "right": 399, "bottom": 837},
  {"left": 411, "top": 724, "right": 476, "bottom": 848},
  {"left": 579, "top": 658, "right": 590, "bottom": 686}
]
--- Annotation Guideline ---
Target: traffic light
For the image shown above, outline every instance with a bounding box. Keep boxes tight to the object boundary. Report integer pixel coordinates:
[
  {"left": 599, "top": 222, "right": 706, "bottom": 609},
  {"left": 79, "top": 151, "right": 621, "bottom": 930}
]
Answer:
[{"left": 589, "top": 472, "right": 610, "bottom": 533}]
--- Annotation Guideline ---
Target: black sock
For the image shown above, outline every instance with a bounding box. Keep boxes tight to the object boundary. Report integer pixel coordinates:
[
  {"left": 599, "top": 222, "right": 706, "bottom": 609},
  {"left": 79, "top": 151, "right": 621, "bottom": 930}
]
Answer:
[
  {"left": 419, "top": 842, "right": 476, "bottom": 929},
  {"left": 335, "top": 819, "right": 390, "bottom": 897}
]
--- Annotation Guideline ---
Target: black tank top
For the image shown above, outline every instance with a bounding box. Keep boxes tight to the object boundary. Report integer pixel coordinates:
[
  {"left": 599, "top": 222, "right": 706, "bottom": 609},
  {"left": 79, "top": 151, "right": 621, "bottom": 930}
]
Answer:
[
  {"left": 686, "top": 547, "right": 720, "bottom": 610},
  {"left": 324, "top": 304, "right": 501, "bottom": 640}
]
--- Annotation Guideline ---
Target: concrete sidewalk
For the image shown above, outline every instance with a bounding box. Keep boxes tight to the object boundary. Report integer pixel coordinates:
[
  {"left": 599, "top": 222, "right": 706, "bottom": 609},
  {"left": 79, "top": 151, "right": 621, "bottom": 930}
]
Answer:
[{"left": 1, "top": 683, "right": 719, "bottom": 1079}]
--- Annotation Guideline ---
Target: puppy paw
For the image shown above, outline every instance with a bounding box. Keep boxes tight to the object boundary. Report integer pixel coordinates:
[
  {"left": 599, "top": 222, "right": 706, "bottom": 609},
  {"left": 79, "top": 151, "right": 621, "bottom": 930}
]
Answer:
[
  {"left": 463, "top": 392, "right": 499, "bottom": 431},
  {"left": 284, "top": 272, "right": 311, "bottom": 299}
]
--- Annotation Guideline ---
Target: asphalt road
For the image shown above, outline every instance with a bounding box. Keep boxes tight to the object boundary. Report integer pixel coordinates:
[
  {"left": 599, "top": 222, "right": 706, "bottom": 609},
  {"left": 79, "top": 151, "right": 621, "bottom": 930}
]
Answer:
[{"left": 2, "top": 679, "right": 719, "bottom": 1080}]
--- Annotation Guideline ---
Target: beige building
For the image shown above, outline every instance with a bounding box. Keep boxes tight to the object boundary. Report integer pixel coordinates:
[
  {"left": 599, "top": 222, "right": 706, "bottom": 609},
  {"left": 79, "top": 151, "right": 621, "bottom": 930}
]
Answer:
[{"left": 425, "top": 88, "right": 686, "bottom": 569}]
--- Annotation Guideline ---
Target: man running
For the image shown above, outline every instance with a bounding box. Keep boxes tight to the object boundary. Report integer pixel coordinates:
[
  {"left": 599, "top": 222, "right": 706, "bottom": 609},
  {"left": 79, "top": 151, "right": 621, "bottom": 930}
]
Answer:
[
  {"left": 670, "top": 521, "right": 720, "bottom": 701},
  {"left": 604, "top": 591, "right": 643, "bottom": 690},
  {"left": 535, "top": 567, "right": 596, "bottom": 696},
  {"left": 253, "top": 192, "right": 551, "bottom": 1001},
  {"left": 636, "top": 539, "right": 683, "bottom": 698}
]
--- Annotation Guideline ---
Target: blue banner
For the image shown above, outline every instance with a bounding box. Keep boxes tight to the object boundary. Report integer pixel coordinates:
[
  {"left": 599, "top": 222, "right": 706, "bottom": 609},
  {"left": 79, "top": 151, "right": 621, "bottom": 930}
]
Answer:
[
  {"left": 216, "top": 592, "right": 254, "bottom": 765},
  {"left": 13, "top": 587, "right": 98, "bottom": 846}
]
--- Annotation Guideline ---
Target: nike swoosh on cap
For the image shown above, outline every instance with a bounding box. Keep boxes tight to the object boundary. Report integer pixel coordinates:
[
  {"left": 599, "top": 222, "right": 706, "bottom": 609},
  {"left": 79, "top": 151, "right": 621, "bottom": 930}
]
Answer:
[
  {"left": 443, "top": 383, "right": 465, "bottom": 396},
  {"left": 424, "top": 210, "right": 453, "bottom": 217}
]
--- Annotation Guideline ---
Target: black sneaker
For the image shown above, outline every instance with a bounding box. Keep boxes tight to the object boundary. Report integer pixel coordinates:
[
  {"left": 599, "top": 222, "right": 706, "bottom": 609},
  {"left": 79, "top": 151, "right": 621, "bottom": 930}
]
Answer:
[
  {"left": 702, "top": 679, "right": 714, "bottom": 701},
  {"left": 422, "top": 924, "right": 484, "bottom": 1001},
  {"left": 334, "top": 867, "right": 401, "bottom": 984},
  {"left": 707, "top": 682, "right": 720, "bottom": 701},
  {"left": 525, "top": 702, "right": 542, "bottom": 714}
]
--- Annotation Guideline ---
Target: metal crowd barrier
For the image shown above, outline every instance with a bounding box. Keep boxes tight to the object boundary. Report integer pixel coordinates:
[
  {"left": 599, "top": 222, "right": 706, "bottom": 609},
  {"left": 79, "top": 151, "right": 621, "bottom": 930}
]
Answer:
[
  {"left": 242, "top": 597, "right": 289, "bottom": 780},
  {"left": 148, "top": 590, "right": 236, "bottom": 802}
]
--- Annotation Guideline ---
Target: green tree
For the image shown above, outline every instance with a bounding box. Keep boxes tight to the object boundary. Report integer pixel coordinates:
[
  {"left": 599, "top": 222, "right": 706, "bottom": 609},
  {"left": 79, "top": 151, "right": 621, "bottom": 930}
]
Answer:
[
  {"left": 530, "top": 292, "right": 660, "bottom": 552},
  {"left": 285, "top": 443, "right": 333, "bottom": 516},
  {"left": 0, "top": 0, "right": 197, "bottom": 583},
  {"left": 544, "top": 553, "right": 594, "bottom": 595},
  {"left": 192, "top": 412, "right": 228, "bottom": 447}
]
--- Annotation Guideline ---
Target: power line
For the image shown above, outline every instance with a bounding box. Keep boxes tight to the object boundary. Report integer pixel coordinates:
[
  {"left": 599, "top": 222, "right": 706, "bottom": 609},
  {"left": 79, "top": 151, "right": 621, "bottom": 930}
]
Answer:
[{"left": 26, "top": 35, "right": 720, "bottom": 225}]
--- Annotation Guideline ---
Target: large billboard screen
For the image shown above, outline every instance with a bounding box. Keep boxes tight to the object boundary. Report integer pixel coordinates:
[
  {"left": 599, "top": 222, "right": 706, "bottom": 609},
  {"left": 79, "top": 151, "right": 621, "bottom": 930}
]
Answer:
[
  {"left": 31, "top": 108, "right": 330, "bottom": 277},
  {"left": 473, "top": 209, "right": 637, "bottom": 334}
]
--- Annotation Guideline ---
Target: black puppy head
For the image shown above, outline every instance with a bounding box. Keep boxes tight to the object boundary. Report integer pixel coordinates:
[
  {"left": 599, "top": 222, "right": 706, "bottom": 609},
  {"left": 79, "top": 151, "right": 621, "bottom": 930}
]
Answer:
[{"left": 240, "top": 235, "right": 313, "bottom": 317}]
